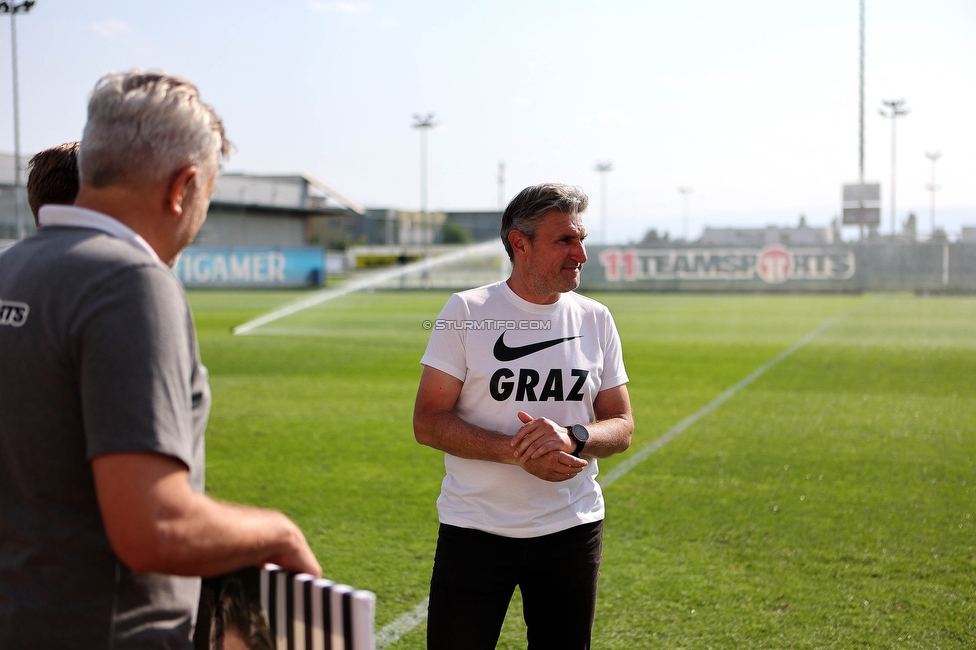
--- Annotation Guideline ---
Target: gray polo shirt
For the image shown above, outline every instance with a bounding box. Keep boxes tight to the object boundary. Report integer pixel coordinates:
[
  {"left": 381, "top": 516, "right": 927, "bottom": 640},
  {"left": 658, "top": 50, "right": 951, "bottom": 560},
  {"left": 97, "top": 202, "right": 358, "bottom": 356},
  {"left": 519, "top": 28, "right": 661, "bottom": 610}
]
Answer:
[{"left": 0, "top": 206, "right": 210, "bottom": 649}]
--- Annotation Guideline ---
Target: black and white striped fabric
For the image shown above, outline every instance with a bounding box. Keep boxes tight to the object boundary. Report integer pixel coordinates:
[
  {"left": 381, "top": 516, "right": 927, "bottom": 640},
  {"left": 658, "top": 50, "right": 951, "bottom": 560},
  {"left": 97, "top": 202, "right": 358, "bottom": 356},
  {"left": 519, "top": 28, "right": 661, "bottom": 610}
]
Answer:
[{"left": 260, "top": 565, "right": 375, "bottom": 650}]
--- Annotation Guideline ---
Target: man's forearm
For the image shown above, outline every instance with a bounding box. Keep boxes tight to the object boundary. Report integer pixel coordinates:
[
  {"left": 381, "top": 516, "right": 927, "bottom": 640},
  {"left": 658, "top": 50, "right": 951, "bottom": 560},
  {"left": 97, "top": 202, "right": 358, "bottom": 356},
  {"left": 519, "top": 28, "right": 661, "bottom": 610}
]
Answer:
[
  {"left": 415, "top": 408, "right": 519, "bottom": 465},
  {"left": 93, "top": 452, "right": 321, "bottom": 579},
  {"left": 576, "top": 415, "right": 633, "bottom": 459},
  {"left": 580, "top": 384, "right": 634, "bottom": 459},
  {"left": 148, "top": 495, "right": 319, "bottom": 577}
]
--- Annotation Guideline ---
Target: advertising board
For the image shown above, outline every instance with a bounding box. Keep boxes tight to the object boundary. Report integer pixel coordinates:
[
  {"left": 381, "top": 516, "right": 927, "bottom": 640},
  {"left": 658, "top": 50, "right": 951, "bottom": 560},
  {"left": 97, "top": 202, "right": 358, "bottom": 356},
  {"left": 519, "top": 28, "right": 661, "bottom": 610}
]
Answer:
[
  {"left": 584, "top": 244, "right": 857, "bottom": 291},
  {"left": 175, "top": 247, "right": 324, "bottom": 288}
]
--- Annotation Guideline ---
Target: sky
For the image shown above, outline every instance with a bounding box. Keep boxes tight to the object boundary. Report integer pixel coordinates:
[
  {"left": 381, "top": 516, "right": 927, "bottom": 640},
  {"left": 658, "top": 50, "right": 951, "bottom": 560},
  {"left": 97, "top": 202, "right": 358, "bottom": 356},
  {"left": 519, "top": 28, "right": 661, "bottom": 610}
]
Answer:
[{"left": 1, "top": 0, "right": 974, "bottom": 244}]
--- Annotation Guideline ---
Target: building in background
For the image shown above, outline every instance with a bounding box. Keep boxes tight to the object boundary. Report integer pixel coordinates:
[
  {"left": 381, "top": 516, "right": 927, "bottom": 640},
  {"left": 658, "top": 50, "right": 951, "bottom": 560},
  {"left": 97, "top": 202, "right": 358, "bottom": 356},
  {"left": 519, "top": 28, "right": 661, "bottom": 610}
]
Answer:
[
  {"left": 201, "top": 172, "right": 365, "bottom": 248},
  {"left": 175, "top": 172, "right": 364, "bottom": 288},
  {"left": 0, "top": 152, "right": 31, "bottom": 240},
  {"left": 1, "top": 155, "right": 370, "bottom": 247},
  {"left": 3, "top": 153, "right": 498, "bottom": 253},
  {"left": 699, "top": 217, "right": 833, "bottom": 247},
  {"left": 308, "top": 208, "right": 501, "bottom": 249}
]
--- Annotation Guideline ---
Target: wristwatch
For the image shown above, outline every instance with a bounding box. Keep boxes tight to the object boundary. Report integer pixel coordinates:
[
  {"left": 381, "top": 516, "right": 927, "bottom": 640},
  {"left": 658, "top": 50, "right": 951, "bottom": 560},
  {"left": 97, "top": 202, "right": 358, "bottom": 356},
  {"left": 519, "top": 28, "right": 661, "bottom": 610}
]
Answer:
[{"left": 568, "top": 424, "right": 589, "bottom": 457}]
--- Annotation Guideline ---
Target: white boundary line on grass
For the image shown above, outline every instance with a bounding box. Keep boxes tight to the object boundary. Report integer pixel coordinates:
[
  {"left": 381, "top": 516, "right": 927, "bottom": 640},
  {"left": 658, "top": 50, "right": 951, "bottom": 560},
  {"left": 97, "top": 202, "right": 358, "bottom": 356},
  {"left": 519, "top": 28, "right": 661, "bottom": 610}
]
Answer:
[
  {"left": 375, "top": 303, "right": 859, "bottom": 648},
  {"left": 232, "top": 240, "right": 504, "bottom": 335},
  {"left": 374, "top": 597, "right": 429, "bottom": 649},
  {"left": 601, "top": 307, "right": 851, "bottom": 487}
]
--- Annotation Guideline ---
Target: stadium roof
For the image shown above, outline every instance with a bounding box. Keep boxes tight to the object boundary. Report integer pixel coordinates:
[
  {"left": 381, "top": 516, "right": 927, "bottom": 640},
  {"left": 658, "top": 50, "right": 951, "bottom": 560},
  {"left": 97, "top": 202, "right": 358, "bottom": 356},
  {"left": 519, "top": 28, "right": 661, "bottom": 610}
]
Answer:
[
  {"left": 212, "top": 172, "right": 365, "bottom": 216},
  {"left": 0, "top": 153, "right": 365, "bottom": 216}
]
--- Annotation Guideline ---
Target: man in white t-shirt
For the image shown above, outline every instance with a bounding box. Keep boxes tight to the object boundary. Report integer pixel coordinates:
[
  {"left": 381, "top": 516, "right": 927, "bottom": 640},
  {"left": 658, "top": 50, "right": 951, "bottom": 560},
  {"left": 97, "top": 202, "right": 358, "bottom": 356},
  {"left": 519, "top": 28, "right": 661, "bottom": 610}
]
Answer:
[{"left": 414, "top": 183, "right": 634, "bottom": 649}]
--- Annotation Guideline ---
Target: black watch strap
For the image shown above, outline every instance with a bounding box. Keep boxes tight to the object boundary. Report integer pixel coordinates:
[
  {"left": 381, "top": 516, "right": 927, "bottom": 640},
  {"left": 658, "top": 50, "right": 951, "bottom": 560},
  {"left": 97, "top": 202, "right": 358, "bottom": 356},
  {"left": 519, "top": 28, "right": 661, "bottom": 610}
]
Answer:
[{"left": 568, "top": 424, "right": 589, "bottom": 457}]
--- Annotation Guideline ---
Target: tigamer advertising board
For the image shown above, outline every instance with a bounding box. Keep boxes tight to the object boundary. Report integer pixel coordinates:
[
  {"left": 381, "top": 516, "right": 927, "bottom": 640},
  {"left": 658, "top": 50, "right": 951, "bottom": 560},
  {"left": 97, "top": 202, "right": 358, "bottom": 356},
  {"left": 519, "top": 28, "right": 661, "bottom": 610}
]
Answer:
[{"left": 175, "top": 247, "right": 325, "bottom": 288}]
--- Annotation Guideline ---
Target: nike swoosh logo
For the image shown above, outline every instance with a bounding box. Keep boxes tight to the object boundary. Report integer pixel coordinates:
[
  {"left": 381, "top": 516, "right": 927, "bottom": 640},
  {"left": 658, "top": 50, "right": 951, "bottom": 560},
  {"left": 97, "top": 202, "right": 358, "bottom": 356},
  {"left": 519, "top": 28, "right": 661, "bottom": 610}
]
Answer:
[{"left": 493, "top": 333, "right": 580, "bottom": 362}]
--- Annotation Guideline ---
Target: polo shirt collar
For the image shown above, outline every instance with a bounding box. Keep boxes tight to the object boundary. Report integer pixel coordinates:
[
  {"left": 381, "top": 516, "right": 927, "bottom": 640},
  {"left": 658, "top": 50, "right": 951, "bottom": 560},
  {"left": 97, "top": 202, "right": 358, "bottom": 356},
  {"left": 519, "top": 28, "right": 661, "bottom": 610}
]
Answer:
[{"left": 38, "top": 204, "right": 165, "bottom": 267}]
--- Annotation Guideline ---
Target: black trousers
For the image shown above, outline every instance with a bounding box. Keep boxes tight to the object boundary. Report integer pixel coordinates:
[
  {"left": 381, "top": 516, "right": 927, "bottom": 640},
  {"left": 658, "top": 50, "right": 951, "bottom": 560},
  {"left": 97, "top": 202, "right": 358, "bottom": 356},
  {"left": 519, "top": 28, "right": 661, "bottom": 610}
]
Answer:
[{"left": 426, "top": 520, "right": 603, "bottom": 650}]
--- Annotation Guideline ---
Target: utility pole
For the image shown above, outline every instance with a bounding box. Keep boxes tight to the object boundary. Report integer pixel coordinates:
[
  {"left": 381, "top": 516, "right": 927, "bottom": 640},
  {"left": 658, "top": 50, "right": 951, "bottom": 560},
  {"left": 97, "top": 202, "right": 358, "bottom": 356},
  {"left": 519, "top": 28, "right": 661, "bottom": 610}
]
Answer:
[
  {"left": 2, "top": 0, "right": 36, "bottom": 240},
  {"left": 594, "top": 161, "right": 612, "bottom": 244},
  {"left": 678, "top": 187, "right": 693, "bottom": 242},
  {"left": 925, "top": 151, "right": 941, "bottom": 237},
  {"left": 879, "top": 99, "right": 909, "bottom": 236}
]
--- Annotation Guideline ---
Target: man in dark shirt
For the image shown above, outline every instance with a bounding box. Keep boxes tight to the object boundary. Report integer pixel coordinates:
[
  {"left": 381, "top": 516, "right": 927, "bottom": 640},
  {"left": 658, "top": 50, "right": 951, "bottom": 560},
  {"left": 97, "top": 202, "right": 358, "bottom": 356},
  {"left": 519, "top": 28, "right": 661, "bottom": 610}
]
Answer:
[{"left": 0, "top": 70, "right": 320, "bottom": 649}]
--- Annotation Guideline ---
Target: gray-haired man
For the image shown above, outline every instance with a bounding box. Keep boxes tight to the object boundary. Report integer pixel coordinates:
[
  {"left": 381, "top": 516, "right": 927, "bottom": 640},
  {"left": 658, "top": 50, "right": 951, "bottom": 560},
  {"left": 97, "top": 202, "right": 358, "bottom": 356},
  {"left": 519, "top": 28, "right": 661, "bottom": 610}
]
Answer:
[
  {"left": 0, "top": 71, "right": 320, "bottom": 649},
  {"left": 414, "top": 183, "right": 634, "bottom": 649}
]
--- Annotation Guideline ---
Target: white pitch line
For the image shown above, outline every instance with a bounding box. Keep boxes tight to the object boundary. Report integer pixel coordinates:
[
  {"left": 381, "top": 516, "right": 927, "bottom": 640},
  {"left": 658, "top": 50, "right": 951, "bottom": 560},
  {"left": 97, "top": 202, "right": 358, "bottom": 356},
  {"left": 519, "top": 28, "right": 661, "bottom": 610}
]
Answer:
[
  {"left": 375, "top": 597, "right": 429, "bottom": 649},
  {"left": 601, "top": 306, "right": 852, "bottom": 487},
  {"left": 232, "top": 240, "right": 504, "bottom": 335},
  {"left": 373, "top": 304, "right": 858, "bottom": 648}
]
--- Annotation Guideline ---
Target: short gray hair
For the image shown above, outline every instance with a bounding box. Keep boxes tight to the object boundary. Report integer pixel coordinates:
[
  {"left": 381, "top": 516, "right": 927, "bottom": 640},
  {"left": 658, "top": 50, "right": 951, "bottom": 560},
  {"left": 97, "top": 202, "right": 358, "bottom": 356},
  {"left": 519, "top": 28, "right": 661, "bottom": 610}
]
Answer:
[
  {"left": 79, "top": 70, "right": 231, "bottom": 188},
  {"left": 500, "top": 183, "right": 589, "bottom": 261}
]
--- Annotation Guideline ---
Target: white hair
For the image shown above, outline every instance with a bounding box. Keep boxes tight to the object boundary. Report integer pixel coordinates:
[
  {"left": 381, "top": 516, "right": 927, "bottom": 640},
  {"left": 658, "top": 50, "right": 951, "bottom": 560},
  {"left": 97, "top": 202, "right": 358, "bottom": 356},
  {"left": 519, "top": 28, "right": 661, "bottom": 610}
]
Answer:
[{"left": 79, "top": 70, "right": 231, "bottom": 187}]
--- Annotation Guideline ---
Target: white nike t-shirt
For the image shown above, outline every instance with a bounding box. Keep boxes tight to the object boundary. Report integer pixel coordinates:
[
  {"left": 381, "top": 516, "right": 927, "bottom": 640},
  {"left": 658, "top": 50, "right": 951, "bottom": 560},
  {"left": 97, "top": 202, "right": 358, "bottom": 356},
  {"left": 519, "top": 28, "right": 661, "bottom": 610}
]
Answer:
[{"left": 420, "top": 280, "right": 629, "bottom": 538}]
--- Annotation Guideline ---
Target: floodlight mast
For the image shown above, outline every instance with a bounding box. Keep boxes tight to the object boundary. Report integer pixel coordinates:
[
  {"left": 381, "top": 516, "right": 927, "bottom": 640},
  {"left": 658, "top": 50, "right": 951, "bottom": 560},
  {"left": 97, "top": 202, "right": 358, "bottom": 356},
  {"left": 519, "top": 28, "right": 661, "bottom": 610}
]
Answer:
[
  {"left": 925, "top": 151, "right": 941, "bottom": 236},
  {"left": 879, "top": 99, "right": 909, "bottom": 236},
  {"left": 411, "top": 112, "right": 437, "bottom": 286},
  {"left": 849, "top": 0, "right": 869, "bottom": 241},
  {"left": 1, "top": 0, "right": 36, "bottom": 240},
  {"left": 858, "top": 0, "right": 865, "bottom": 187},
  {"left": 594, "top": 161, "right": 613, "bottom": 244},
  {"left": 412, "top": 113, "right": 437, "bottom": 215}
]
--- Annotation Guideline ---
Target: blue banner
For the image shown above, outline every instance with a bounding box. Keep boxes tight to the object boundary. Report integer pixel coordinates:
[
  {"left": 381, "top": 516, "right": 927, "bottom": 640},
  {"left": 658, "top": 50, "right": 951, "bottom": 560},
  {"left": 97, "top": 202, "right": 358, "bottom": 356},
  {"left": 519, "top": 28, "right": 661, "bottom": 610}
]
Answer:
[{"left": 175, "top": 247, "right": 324, "bottom": 287}]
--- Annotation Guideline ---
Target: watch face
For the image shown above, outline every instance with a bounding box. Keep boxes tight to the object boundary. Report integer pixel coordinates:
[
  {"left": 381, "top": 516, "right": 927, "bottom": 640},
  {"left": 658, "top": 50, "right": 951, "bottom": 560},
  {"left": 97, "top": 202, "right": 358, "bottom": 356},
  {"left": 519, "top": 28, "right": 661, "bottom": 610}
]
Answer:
[{"left": 572, "top": 424, "right": 589, "bottom": 442}]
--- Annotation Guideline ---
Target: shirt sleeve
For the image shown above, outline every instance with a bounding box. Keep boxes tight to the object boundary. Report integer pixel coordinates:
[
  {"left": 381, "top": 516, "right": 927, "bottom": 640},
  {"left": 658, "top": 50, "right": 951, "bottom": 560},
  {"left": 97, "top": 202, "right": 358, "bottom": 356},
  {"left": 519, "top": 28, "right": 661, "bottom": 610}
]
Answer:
[
  {"left": 76, "top": 264, "right": 197, "bottom": 470},
  {"left": 600, "top": 307, "right": 629, "bottom": 391},
  {"left": 419, "top": 293, "right": 469, "bottom": 382}
]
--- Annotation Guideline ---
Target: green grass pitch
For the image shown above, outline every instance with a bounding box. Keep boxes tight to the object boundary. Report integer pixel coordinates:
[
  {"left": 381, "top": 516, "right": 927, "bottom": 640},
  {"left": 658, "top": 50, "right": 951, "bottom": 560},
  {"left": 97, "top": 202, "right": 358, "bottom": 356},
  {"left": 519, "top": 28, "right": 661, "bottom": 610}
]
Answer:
[{"left": 188, "top": 290, "right": 976, "bottom": 649}]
